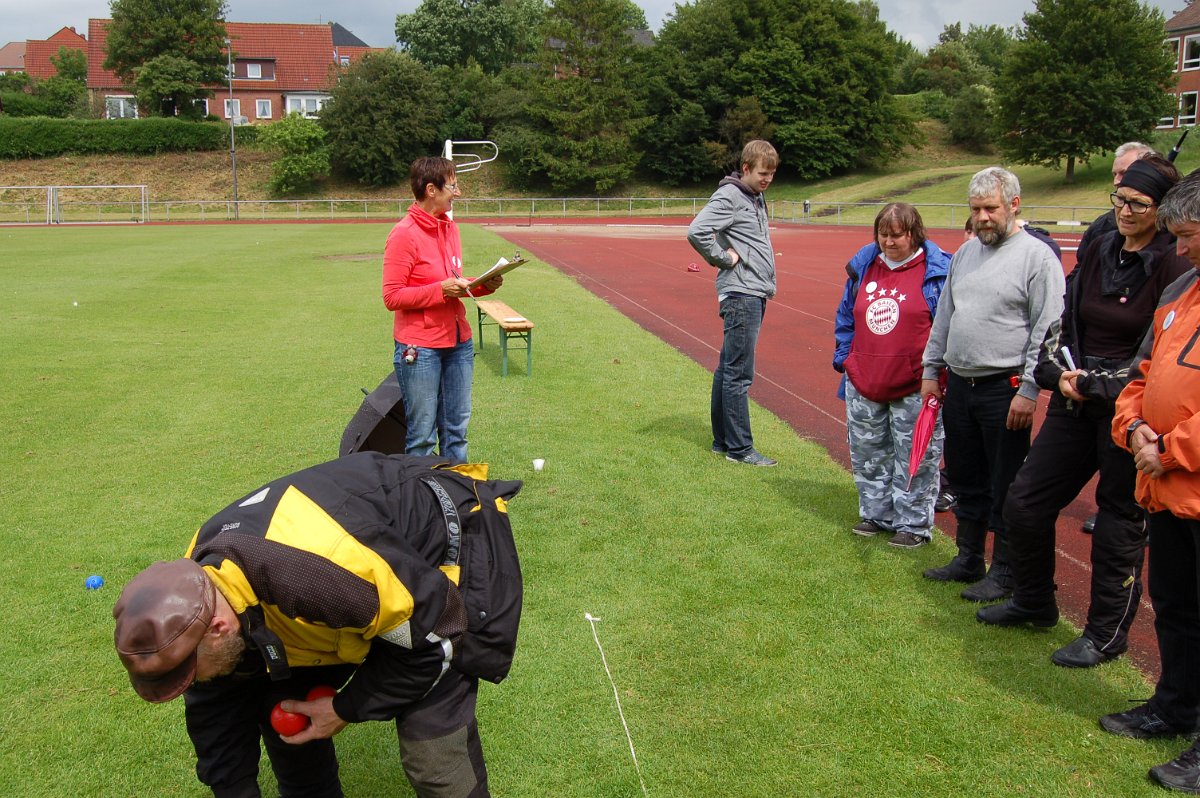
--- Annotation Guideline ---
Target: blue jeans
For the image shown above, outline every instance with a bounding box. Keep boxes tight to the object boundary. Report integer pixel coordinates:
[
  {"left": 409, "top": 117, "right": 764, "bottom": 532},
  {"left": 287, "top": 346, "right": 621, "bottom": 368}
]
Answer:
[
  {"left": 711, "top": 294, "right": 765, "bottom": 458},
  {"left": 394, "top": 338, "right": 474, "bottom": 464}
]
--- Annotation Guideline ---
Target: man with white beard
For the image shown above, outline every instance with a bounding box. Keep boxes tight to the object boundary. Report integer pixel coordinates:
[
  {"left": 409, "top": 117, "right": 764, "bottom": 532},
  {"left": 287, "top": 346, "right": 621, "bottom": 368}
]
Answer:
[{"left": 920, "top": 167, "right": 1065, "bottom": 604}]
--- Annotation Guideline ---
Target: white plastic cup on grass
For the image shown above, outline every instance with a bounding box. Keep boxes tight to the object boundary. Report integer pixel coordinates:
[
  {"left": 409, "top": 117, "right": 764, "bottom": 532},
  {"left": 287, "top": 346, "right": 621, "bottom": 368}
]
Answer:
[{"left": 533, "top": 458, "right": 545, "bottom": 471}]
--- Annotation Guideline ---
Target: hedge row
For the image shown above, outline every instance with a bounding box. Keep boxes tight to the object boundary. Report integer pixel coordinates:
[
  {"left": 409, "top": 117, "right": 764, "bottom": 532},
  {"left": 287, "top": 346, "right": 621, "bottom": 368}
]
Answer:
[
  {"left": 0, "top": 92, "right": 59, "bottom": 119},
  {"left": 0, "top": 117, "right": 261, "bottom": 158}
]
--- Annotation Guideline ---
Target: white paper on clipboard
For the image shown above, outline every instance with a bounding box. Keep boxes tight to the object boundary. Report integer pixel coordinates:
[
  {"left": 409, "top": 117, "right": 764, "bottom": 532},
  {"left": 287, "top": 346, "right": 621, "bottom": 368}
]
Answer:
[{"left": 467, "top": 256, "right": 527, "bottom": 290}]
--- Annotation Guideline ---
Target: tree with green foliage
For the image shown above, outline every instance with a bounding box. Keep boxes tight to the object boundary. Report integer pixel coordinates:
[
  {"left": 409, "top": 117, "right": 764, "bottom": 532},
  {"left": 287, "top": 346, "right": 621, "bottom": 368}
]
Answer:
[
  {"left": 50, "top": 47, "right": 88, "bottom": 83},
  {"left": 907, "top": 40, "right": 990, "bottom": 96},
  {"left": 396, "top": 0, "right": 546, "bottom": 74},
  {"left": 500, "top": 0, "right": 650, "bottom": 193},
  {"left": 994, "top": 0, "right": 1175, "bottom": 181},
  {"left": 103, "top": 0, "right": 228, "bottom": 117},
  {"left": 643, "top": 0, "right": 915, "bottom": 183},
  {"left": 320, "top": 50, "right": 444, "bottom": 187},
  {"left": 949, "top": 85, "right": 994, "bottom": 151},
  {"left": 258, "top": 113, "right": 331, "bottom": 195},
  {"left": 38, "top": 47, "right": 90, "bottom": 117},
  {"left": 429, "top": 62, "right": 532, "bottom": 146},
  {"left": 961, "top": 24, "right": 1015, "bottom": 77},
  {"left": 887, "top": 35, "right": 921, "bottom": 93},
  {"left": 133, "top": 54, "right": 212, "bottom": 120},
  {"left": 897, "top": 23, "right": 1012, "bottom": 95},
  {"left": 0, "top": 49, "right": 90, "bottom": 118},
  {"left": 0, "top": 73, "right": 30, "bottom": 93}
]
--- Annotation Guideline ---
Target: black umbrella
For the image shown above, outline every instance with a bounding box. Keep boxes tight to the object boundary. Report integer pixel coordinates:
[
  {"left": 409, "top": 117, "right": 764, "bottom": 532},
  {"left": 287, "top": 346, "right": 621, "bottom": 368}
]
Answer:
[
  {"left": 1170, "top": 129, "right": 1190, "bottom": 163},
  {"left": 339, "top": 372, "right": 408, "bottom": 456}
]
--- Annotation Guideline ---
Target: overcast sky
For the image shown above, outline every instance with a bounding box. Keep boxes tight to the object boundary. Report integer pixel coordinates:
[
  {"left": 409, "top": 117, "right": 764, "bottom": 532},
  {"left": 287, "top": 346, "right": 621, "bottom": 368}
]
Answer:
[{"left": 3, "top": 0, "right": 1189, "bottom": 52}]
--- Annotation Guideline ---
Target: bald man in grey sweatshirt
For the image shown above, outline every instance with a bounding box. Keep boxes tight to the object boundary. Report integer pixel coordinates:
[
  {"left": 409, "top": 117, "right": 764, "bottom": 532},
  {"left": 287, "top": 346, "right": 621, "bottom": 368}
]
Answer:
[{"left": 921, "top": 167, "right": 1065, "bottom": 604}]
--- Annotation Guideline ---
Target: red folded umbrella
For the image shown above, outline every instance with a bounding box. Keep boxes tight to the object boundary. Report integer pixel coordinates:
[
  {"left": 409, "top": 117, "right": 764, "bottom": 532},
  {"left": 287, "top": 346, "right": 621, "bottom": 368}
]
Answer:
[{"left": 906, "top": 392, "right": 941, "bottom": 491}]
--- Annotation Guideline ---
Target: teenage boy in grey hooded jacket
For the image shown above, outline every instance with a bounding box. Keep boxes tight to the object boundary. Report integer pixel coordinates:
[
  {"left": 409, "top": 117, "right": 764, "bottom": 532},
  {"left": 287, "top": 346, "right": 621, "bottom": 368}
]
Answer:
[{"left": 687, "top": 140, "right": 779, "bottom": 466}]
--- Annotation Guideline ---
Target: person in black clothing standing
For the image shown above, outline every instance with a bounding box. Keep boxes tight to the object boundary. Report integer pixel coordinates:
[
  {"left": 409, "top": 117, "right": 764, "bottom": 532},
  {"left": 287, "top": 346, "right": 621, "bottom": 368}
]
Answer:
[
  {"left": 1075, "top": 142, "right": 1156, "bottom": 265},
  {"left": 977, "top": 156, "right": 1191, "bottom": 668}
]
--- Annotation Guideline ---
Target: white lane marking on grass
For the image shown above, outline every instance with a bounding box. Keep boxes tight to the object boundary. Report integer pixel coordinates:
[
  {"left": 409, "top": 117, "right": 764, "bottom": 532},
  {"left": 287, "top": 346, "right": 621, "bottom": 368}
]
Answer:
[{"left": 584, "top": 613, "right": 649, "bottom": 797}]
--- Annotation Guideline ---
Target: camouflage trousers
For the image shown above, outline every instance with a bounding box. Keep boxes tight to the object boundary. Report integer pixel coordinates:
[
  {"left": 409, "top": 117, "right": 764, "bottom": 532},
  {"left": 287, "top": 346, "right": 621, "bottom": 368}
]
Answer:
[{"left": 845, "top": 382, "right": 943, "bottom": 537}]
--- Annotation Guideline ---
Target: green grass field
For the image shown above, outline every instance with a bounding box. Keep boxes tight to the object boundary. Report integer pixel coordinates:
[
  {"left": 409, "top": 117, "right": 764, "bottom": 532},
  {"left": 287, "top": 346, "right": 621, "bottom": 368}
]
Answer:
[{"left": 0, "top": 221, "right": 1184, "bottom": 796}]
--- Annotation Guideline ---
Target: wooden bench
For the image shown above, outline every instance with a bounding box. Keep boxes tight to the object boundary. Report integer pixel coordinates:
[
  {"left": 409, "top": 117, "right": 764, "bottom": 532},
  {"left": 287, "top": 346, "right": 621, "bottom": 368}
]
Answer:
[{"left": 474, "top": 299, "right": 534, "bottom": 376}]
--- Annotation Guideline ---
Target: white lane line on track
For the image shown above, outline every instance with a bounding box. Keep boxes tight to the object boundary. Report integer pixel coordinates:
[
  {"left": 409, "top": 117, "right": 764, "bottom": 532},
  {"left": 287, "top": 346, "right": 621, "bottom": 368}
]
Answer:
[{"left": 563, "top": 269, "right": 848, "bottom": 427}]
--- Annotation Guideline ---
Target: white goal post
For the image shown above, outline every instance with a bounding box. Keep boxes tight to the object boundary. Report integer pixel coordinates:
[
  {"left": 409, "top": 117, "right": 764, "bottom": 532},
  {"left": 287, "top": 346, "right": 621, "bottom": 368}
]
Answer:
[
  {"left": 0, "top": 185, "right": 148, "bottom": 225},
  {"left": 442, "top": 140, "right": 498, "bottom": 173}
]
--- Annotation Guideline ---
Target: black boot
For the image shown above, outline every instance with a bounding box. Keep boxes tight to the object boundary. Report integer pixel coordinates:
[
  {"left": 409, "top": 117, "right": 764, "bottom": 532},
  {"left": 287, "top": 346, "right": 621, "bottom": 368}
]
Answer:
[
  {"left": 962, "top": 569, "right": 1012, "bottom": 602},
  {"left": 976, "top": 598, "right": 1058, "bottom": 627},
  {"left": 924, "top": 518, "right": 986, "bottom": 582},
  {"left": 962, "top": 530, "right": 1013, "bottom": 602}
]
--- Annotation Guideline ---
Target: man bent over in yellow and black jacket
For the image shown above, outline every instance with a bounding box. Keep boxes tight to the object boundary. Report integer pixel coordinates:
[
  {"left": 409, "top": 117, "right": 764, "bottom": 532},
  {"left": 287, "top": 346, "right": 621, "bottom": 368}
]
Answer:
[{"left": 112, "top": 452, "right": 522, "bottom": 798}]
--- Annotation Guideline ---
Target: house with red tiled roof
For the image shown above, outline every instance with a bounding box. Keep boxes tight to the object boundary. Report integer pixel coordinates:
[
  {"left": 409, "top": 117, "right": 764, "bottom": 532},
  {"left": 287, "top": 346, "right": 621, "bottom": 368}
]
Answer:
[
  {"left": 330, "top": 22, "right": 374, "bottom": 66},
  {"left": 0, "top": 41, "right": 26, "bottom": 74},
  {"left": 24, "top": 27, "right": 88, "bottom": 81},
  {"left": 86, "top": 18, "right": 386, "bottom": 121},
  {"left": 1163, "top": 4, "right": 1200, "bottom": 129}
]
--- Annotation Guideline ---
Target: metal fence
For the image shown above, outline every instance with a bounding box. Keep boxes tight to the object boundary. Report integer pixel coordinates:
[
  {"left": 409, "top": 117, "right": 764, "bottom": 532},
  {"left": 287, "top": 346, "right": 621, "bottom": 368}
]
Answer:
[
  {"left": 771, "top": 200, "right": 1101, "bottom": 231},
  {"left": 0, "top": 189, "right": 1105, "bottom": 231}
]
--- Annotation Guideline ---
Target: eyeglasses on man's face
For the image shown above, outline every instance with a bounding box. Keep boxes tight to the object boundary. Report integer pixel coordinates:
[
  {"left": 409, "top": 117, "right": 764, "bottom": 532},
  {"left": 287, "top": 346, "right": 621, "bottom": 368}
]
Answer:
[{"left": 1110, "top": 192, "right": 1153, "bottom": 214}]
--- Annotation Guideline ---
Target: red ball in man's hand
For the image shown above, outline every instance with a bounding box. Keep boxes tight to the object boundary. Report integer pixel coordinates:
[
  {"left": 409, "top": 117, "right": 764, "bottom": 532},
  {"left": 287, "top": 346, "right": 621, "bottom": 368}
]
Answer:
[
  {"left": 270, "top": 703, "right": 309, "bottom": 736},
  {"left": 307, "top": 685, "right": 337, "bottom": 701}
]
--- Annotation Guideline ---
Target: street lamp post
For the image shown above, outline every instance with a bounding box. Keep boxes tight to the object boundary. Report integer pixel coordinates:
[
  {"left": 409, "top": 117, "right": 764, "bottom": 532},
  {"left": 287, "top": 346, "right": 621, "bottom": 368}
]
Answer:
[{"left": 225, "top": 38, "right": 239, "bottom": 220}]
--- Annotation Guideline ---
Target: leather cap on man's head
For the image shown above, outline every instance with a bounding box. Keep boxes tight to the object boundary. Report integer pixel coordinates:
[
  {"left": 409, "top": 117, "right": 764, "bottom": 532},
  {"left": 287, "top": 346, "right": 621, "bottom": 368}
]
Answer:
[{"left": 112, "top": 559, "right": 215, "bottom": 703}]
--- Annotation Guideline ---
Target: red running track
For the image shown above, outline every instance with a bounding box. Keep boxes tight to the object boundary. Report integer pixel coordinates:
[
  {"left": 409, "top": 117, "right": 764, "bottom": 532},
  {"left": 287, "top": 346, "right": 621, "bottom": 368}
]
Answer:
[{"left": 481, "top": 218, "right": 1159, "bottom": 678}]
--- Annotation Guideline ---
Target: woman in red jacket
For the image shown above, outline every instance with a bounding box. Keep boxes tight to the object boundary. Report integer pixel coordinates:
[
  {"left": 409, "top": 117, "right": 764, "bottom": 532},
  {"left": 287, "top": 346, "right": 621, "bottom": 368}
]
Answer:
[{"left": 382, "top": 157, "right": 503, "bottom": 463}]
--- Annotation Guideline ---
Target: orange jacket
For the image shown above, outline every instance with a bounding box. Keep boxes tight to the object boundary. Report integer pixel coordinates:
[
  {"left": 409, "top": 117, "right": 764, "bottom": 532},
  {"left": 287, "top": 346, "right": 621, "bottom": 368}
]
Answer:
[
  {"left": 1113, "top": 269, "right": 1200, "bottom": 518},
  {"left": 381, "top": 204, "right": 493, "bottom": 348}
]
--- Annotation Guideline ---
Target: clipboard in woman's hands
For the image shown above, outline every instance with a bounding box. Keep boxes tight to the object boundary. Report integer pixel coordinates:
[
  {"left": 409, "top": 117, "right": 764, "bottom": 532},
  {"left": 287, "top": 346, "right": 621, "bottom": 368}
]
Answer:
[{"left": 467, "top": 255, "right": 527, "bottom": 289}]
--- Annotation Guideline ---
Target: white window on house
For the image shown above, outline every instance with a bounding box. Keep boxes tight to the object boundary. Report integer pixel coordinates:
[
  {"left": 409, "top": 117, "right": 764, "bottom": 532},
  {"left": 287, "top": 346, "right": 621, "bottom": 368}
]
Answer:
[
  {"left": 105, "top": 95, "right": 138, "bottom": 119},
  {"left": 339, "top": 56, "right": 350, "bottom": 66},
  {"left": 1160, "top": 102, "right": 1177, "bottom": 129},
  {"left": 256, "top": 99, "right": 271, "bottom": 119},
  {"left": 1167, "top": 38, "right": 1181, "bottom": 72},
  {"left": 224, "top": 98, "right": 241, "bottom": 119},
  {"left": 1185, "top": 35, "right": 1200, "bottom": 71},
  {"left": 193, "top": 98, "right": 209, "bottom": 117},
  {"left": 246, "top": 63, "right": 262, "bottom": 79},
  {"left": 1181, "top": 93, "right": 1198, "bottom": 127},
  {"left": 285, "top": 95, "right": 329, "bottom": 118}
]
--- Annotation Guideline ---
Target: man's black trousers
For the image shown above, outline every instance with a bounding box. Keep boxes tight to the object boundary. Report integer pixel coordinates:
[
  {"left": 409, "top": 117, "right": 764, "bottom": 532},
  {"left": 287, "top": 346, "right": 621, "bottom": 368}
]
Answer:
[
  {"left": 1003, "top": 407, "right": 1146, "bottom": 653},
  {"left": 942, "top": 372, "right": 1031, "bottom": 557},
  {"left": 1143, "top": 512, "right": 1200, "bottom": 732},
  {"left": 184, "top": 664, "right": 488, "bottom": 798}
]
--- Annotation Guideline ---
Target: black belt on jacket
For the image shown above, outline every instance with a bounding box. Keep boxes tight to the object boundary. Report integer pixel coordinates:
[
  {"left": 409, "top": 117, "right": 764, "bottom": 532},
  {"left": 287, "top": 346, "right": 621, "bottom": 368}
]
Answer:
[
  {"left": 422, "top": 476, "right": 462, "bottom": 568},
  {"left": 951, "top": 370, "right": 1019, "bottom": 387}
]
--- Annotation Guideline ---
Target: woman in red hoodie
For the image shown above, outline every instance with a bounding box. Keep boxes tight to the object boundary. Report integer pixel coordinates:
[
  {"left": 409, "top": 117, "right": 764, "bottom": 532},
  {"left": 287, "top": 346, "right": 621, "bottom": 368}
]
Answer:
[{"left": 382, "top": 157, "right": 503, "bottom": 463}]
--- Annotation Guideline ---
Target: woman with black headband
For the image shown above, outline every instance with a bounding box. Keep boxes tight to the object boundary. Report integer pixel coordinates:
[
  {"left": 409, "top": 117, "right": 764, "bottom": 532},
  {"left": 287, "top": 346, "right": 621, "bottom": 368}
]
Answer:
[{"left": 977, "top": 155, "right": 1193, "bottom": 668}]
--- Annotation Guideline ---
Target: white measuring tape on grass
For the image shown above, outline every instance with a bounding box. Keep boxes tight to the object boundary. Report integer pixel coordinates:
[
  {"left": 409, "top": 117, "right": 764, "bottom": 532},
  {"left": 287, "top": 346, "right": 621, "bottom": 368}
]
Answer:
[{"left": 585, "top": 612, "right": 650, "bottom": 797}]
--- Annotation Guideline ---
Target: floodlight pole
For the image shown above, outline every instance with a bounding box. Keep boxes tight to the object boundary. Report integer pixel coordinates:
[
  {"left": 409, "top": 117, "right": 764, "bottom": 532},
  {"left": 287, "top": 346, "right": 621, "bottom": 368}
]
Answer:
[{"left": 225, "top": 38, "right": 239, "bottom": 220}]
